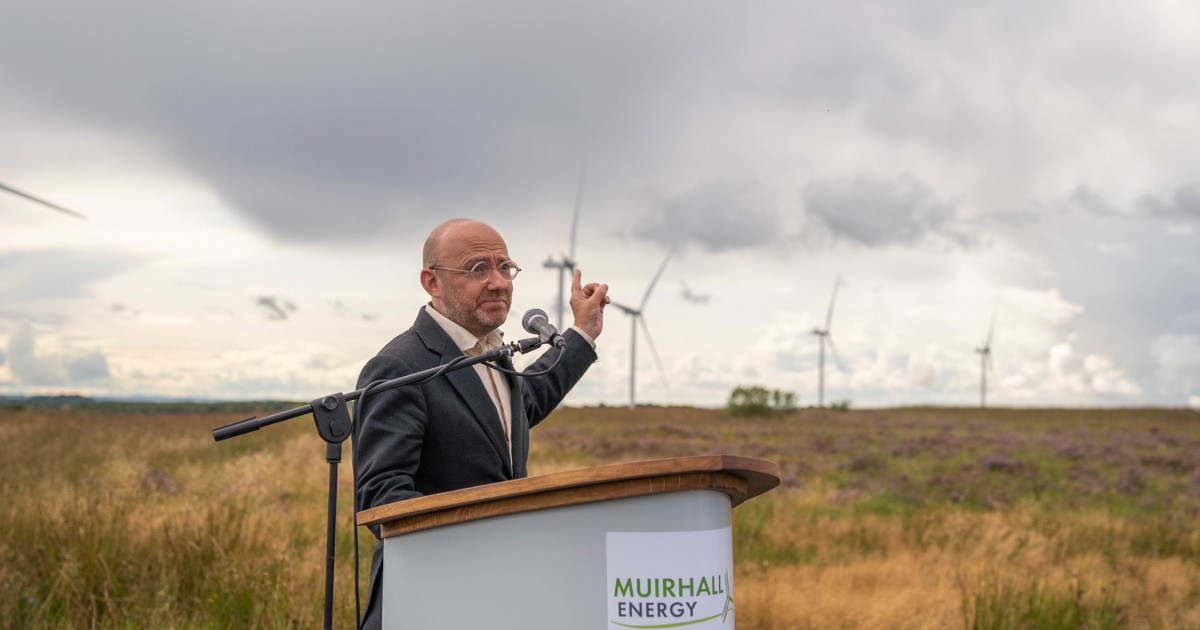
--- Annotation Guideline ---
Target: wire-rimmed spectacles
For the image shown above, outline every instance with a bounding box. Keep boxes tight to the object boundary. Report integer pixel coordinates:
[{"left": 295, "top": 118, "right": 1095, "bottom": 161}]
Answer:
[{"left": 429, "top": 260, "right": 521, "bottom": 283}]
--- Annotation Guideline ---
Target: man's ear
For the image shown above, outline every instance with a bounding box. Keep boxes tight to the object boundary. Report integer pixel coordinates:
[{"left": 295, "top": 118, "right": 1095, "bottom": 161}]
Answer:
[{"left": 420, "top": 268, "right": 441, "bottom": 298}]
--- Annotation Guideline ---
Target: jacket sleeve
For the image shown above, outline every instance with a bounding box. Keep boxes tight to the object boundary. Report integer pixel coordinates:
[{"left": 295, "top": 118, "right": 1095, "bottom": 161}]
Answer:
[
  {"left": 352, "top": 352, "right": 428, "bottom": 521},
  {"left": 519, "top": 328, "right": 598, "bottom": 428}
]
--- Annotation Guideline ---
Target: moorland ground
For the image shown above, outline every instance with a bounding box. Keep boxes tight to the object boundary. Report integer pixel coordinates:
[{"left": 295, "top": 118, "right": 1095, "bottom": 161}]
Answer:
[{"left": 2, "top": 403, "right": 1198, "bottom": 629}]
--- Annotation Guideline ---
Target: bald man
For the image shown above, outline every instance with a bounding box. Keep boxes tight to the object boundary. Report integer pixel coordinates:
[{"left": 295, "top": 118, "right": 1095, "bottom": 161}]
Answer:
[{"left": 352, "top": 219, "right": 609, "bottom": 629}]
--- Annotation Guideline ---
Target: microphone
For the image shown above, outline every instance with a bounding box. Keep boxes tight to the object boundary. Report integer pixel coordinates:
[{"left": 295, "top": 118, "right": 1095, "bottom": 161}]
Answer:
[{"left": 522, "top": 308, "right": 567, "bottom": 348}]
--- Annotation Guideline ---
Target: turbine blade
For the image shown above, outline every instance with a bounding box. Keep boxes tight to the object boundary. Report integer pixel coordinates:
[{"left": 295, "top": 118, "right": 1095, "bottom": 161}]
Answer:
[
  {"left": 609, "top": 300, "right": 638, "bottom": 315},
  {"left": 985, "top": 310, "right": 996, "bottom": 347},
  {"left": 638, "top": 315, "right": 670, "bottom": 392},
  {"left": 987, "top": 351, "right": 995, "bottom": 373},
  {"left": 0, "top": 181, "right": 87, "bottom": 220},
  {"left": 568, "top": 164, "right": 585, "bottom": 264},
  {"left": 639, "top": 247, "right": 674, "bottom": 311},
  {"left": 824, "top": 274, "right": 841, "bottom": 331},
  {"left": 826, "top": 334, "right": 847, "bottom": 372}
]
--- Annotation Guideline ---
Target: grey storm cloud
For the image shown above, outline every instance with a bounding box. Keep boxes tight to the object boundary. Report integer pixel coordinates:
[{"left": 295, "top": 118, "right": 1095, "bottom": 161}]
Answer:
[
  {"left": 7, "top": 322, "right": 111, "bottom": 385},
  {"left": 632, "top": 176, "right": 781, "bottom": 252},
  {"left": 802, "top": 175, "right": 971, "bottom": 248},
  {"left": 0, "top": 1, "right": 758, "bottom": 240},
  {"left": 0, "top": 0, "right": 1081, "bottom": 243},
  {"left": 1138, "top": 184, "right": 1200, "bottom": 222},
  {"left": 1066, "top": 186, "right": 1121, "bottom": 217},
  {"left": 2, "top": 0, "right": 1196, "bottom": 246}
]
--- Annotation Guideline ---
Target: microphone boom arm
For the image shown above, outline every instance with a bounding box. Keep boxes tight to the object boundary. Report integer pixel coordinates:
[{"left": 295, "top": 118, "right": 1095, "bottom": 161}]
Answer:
[{"left": 212, "top": 339, "right": 538, "bottom": 441}]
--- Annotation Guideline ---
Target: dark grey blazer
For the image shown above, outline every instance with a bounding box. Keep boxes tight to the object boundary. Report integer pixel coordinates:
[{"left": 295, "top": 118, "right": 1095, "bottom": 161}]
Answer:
[{"left": 352, "top": 308, "right": 597, "bottom": 629}]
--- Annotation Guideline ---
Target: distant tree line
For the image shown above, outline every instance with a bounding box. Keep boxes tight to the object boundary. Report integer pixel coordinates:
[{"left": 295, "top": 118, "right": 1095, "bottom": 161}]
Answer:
[
  {"left": 0, "top": 395, "right": 303, "bottom": 414},
  {"left": 724, "top": 386, "right": 798, "bottom": 416}
]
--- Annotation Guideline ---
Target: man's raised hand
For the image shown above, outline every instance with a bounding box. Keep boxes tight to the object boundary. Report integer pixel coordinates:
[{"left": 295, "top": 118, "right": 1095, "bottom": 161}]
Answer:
[{"left": 569, "top": 268, "right": 609, "bottom": 340}]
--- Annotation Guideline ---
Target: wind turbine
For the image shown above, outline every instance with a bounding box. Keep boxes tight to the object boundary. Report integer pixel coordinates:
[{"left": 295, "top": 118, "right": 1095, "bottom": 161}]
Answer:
[
  {"left": 975, "top": 313, "right": 996, "bottom": 408},
  {"left": 680, "top": 280, "right": 711, "bottom": 304},
  {"left": 542, "top": 167, "right": 585, "bottom": 331},
  {"left": 811, "top": 275, "right": 844, "bottom": 407},
  {"left": 1, "top": 180, "right": 87, "bottom": 220},
  {"left": 610, "top": 249, "right": 673, "bottom": 409}
]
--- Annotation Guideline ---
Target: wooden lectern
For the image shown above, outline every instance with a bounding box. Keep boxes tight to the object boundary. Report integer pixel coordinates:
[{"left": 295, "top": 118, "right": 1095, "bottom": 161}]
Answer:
[{"left": 357, "top": 454, "right": 780, "bottom": 629}]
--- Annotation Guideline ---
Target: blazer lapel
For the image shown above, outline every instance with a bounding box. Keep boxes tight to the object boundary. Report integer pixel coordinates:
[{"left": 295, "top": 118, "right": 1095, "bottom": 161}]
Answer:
[{"left": 414, "top": 310, "right": 514, "bottom": 476}]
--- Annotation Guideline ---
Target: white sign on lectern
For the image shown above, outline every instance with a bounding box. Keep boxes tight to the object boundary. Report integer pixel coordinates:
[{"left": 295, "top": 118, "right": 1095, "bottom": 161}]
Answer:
[{"left": 606, "top": 526, "right": 735, "bottom": 629}]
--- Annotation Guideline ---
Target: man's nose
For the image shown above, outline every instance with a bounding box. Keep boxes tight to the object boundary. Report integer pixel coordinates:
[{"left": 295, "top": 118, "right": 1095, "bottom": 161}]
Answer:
[{"left": 484, "top": 267, "right": 511, "bottom": 288}]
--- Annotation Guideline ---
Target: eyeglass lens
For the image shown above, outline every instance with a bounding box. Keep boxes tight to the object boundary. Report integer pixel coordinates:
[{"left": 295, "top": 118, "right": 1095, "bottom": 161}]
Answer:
[{"left": 469, "top": 262, "right": 519, "bottom": 282}]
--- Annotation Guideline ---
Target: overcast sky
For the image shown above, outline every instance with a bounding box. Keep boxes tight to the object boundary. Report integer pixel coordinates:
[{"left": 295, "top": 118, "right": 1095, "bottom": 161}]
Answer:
[{"left": 2, "top": 0, "right": 1198, "bottom": 409}]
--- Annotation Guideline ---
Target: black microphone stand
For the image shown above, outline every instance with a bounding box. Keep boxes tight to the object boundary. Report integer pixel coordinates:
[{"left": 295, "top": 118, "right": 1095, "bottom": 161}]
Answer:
[{"left": 211, "top": 338, "right": 543, "bottom": 630}]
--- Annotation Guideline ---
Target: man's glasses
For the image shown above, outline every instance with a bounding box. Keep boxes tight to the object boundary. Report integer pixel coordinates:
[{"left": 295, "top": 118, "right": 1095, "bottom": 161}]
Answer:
[{"left": 430, "top": 261, "right": 522, "bottom": 283}]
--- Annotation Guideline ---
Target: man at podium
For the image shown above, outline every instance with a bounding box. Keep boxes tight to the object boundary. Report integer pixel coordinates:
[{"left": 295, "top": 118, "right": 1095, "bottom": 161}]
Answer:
[{"left": 353, "top": 218, "right": 609, "bottom": 630}]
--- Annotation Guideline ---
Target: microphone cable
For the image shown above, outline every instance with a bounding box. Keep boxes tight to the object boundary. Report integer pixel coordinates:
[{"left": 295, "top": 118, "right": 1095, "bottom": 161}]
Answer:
[
  {"left": 481, "top": 340, "right": 566, "bottom": 377},
  {"left": 350, "top": 377, "right": 388, "bottom": 630}
]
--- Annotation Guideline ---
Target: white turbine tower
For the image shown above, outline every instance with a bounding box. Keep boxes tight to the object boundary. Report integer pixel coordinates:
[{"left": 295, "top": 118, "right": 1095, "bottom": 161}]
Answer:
[
  {"left": 1, "top": 180, "right": 86, "bottom": 220},
  {"left": 811, "top": 276, "right": 844, "bottom": 408},
  {"left": 975, "top": 314, "right": 996, "bottom": 408},
  {"left": 610, "top": 249, "right": 673, "bottom": 409},
  {"left": 542, "top": 168, "right": 585, "bottom": 331}
]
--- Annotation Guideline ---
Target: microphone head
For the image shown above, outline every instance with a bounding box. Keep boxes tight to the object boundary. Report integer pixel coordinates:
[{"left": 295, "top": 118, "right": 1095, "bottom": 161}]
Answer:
[{"left": 522, "top": 308, "right": 550, "bottom": 335}]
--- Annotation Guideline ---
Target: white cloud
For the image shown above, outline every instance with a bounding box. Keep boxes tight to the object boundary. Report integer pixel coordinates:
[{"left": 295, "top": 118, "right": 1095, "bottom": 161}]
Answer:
[
  {"left": 1151, "top": 333, "right": 1200, "bottom": 403},
  {"left": 1152, "top": 333, "right": 1200, "bottom": 369},
  {"left": 1029, "top": 342, "right": 1142, "bottom": 400},
  {"left": 1082, "top": 354, "right": 1142, "bottom": 396},
  {"left": 5, "top": 323, "right": 111, "bottom": 388}
]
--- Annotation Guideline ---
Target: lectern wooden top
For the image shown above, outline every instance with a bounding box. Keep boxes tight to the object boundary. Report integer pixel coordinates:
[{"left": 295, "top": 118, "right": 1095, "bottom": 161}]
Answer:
[{"left": 357, "top": 454, "right": 780, "bottom": 538}]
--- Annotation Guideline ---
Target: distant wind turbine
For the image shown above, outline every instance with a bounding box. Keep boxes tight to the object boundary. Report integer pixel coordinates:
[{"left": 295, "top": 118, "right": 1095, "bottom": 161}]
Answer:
[
  {"left": 542, "top": 167, "right": 585, "bottom": 331},
  {"left": 680, "top": 280, "right": 711, "bottom": 304},
  {"left": 0, "top": 180, "right": 87, "bottom": 220},
  {"left": 811, "top": 275, "right": 845, "bottom": 407},
  {"left": 975, "top": 313, "right": 996, "bottom": 408},
  {"left": 610, "top": 249, "right": 673, "bottom": 409}
]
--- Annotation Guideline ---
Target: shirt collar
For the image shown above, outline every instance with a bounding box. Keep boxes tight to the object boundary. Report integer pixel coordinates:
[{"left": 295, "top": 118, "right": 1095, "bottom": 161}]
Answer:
[{"left": 424, "top": 304, "right": 504, "bottom": 352}]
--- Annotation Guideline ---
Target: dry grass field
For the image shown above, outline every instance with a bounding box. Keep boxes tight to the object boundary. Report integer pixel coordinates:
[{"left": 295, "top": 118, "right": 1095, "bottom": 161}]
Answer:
[{"left": 2, "top": 402, "right": 1199, "bottom": 629}]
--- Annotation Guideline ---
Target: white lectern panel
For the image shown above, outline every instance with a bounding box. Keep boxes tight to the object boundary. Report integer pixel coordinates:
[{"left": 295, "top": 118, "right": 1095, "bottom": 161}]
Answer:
[{"left": 382, "top": 489, "right": 733, "bottom": 629}]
